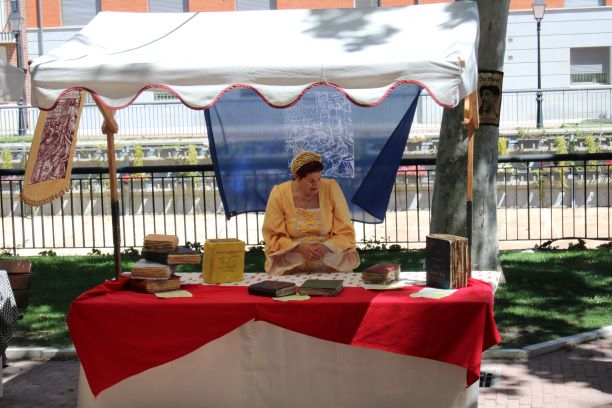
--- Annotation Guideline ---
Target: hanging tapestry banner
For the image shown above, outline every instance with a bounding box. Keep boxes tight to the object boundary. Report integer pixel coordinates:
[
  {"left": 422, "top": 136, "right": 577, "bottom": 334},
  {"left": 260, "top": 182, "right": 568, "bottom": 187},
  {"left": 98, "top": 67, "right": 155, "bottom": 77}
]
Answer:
[
  {"left": 205, "top": 84, "right": 421, "bottom": 223},
  {"left": 22, "top": 90, "right": 85, "bottom": 206}
]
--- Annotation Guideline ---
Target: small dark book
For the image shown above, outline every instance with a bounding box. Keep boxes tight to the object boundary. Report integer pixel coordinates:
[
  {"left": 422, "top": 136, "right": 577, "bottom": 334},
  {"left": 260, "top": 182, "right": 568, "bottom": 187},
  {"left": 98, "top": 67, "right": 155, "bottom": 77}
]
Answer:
[
  {"left": 299, "top": 279, "right": 343, "bottom": 297},
  {"left": 248, "top": 280, "right": 297, "bottom": 297},
  {"left": 425, "top": 234, "right": 470, "bottom": 289}
]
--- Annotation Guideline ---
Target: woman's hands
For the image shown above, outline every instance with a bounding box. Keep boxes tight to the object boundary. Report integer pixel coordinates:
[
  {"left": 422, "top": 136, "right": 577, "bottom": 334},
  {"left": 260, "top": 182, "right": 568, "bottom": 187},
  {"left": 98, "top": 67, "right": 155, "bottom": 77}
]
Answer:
[{"left": 295, "top": 243, "right": 330, "bottom": 261}]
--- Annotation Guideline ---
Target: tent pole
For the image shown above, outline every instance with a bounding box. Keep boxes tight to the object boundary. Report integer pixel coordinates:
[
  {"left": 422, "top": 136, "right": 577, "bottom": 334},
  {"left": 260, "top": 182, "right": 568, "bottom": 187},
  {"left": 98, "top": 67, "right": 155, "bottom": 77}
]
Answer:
[
  {"left": 463, "top": 92, "right": 479, "bottom": 271},
  {"left": 94, "top": 99, "right": 121, "bottom": 280}
]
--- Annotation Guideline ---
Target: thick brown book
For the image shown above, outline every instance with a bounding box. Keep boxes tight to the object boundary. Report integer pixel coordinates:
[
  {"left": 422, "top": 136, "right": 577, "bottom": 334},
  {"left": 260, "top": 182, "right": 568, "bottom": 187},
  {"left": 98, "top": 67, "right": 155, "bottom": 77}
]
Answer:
[
  {"left": 127, "top": 275, "right": 181, "bottom": 293},
  {"left": 248, "top": 280, "right": 297, "bottom": 297},
  {"left": 425, "top": 234, "right": 470, "bottom": 289},
  {"left": 131, "top": 259, "right": 173, "bottom": 279},
  {"left": 363, "top": 263, "right": 401, "bottom": 284}
]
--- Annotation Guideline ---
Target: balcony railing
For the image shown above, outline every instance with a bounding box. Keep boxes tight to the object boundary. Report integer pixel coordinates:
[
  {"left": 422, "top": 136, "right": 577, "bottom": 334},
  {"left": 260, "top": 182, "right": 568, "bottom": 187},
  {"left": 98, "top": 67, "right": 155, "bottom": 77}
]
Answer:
[
  {"left": 0, "top": 153, "right": 609, "bottom": 254},
  {"left": 571, "top": 73, "right": 609, "bottom": 85}
]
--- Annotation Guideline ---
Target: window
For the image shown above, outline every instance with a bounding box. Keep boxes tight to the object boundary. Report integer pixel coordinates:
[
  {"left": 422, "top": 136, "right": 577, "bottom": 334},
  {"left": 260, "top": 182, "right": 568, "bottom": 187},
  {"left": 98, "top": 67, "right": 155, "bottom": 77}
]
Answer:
[
  {"left": 153, "top": 91, "right": 178, "bottom": 101},
  {"left": 236, "top": 0, "right": 275, "bottom": 11},
  {"left": 355, "top": 0, "right": 379, "bottom": 7},
  {"left": 61, "top": 0, "right": 99, "bottom": 27},
  {"left": 149, "top": 0, "right": 188, "bottom": 12},
  {"left": 570, "top": 47, "right": 610, "bottom": 85},
  {"left": 564, "top": 0, "right": 604, "bottom": 7}
]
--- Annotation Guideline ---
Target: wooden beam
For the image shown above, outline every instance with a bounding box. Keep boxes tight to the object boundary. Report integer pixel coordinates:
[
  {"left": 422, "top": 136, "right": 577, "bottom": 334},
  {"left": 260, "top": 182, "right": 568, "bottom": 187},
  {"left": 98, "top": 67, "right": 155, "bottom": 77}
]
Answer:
[{"left": 93, "top": 96, "right": 122, "bottom": 280}]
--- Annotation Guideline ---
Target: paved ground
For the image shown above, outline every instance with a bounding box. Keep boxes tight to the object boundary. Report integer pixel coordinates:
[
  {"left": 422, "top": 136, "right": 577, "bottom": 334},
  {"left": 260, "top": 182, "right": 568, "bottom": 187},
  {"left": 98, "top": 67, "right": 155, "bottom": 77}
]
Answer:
[{"left": 1, "top": 337, "right": 611, "bottom": 407}]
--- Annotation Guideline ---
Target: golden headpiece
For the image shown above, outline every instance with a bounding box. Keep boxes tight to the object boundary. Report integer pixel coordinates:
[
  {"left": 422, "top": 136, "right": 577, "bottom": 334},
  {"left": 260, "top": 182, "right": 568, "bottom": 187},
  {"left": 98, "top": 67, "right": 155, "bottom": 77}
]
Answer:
[{"left": 290, "top": 151, "right": 322, "bottom": 175}]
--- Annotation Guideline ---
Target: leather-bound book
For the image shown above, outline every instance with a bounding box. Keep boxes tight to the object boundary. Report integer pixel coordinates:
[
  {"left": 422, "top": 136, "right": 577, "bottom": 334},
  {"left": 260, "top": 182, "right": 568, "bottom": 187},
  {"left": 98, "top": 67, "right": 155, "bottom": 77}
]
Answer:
[
  {"left": 363, "top": 263, "right": 401, "bottom": 284},
  {"left": 142, "top": 246, "right": 202, "bottom": 265},
  {"left": 143, "top": 234, "right": 179, "bottom": 253},
  {"left": 298, "top": 279, "right": 343, "bottom": 297},
  {"left": 167, "top": 246, "right": 202, "bottom": 265},
  {"left": 425, "top": 234, "right": 470, "bottom": 289},
  {"left": 127, "top": 275, "right": 181, "bottom": 293},
  {"left": 248, "top": 280, "right": 297, "bottom": 297},
  {"left": 131, "top": 259, "right": 173, "bottom": 280}
]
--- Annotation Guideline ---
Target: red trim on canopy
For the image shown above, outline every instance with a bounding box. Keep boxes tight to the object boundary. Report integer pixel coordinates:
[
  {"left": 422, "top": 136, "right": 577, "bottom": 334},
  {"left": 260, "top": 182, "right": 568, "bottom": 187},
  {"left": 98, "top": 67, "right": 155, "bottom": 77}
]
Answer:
[{"left": 39, "top": 80, "right": 450, "bottom": 112}]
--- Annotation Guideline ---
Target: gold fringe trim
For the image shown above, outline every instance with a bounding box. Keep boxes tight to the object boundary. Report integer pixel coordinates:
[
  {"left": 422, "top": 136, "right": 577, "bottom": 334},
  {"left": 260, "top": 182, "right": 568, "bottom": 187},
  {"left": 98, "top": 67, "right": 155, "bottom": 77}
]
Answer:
[{"left": 21, "top": 183, "right": 71, "bottom": 207}]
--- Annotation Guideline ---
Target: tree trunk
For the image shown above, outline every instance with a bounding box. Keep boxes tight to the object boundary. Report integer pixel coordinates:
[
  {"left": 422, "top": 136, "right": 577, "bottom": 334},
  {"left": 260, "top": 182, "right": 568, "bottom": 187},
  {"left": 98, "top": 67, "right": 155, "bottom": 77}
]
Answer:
[{"left": 430, "top": 0, "right": 510, "bottom": 271}]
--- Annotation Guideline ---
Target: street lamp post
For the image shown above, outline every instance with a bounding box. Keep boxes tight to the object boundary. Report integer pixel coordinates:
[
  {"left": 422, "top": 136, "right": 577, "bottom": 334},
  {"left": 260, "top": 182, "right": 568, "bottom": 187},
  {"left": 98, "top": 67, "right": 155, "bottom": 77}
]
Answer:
[
  {"left": 532, "top": 0, "right": 546, "bottom": 129},
  {"left": 8, "top": 0, "right": 26, "bottom": 136}
]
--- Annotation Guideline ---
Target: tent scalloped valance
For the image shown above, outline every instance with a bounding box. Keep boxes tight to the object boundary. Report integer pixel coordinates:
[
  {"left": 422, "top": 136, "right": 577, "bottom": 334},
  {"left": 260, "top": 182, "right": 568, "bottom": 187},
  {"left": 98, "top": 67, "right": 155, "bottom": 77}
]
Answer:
[{"left": 29, "top": 2, "right": 479, "bottom": 111}]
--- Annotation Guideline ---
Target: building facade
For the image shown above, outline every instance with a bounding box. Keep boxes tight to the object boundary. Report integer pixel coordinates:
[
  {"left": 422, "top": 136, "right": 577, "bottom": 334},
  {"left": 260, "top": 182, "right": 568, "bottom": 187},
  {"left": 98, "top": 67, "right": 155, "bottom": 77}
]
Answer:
[{"left": 0, "top": 0, "right": 611, "bottom": 124}]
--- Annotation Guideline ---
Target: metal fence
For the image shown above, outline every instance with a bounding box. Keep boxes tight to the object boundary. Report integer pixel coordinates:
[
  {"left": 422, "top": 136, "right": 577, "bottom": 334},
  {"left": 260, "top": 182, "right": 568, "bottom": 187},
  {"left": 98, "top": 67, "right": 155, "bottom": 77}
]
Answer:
[
  {"left": 0, "top": 153, "right": 609, "bottom": 254},
  {"left": 1, "top": 86, "right": 611, "bottom": 138}
]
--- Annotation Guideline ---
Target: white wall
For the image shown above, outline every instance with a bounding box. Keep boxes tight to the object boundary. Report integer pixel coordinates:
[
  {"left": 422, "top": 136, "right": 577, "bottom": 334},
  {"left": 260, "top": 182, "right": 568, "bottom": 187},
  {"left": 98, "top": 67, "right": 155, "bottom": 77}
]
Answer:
[{"left": 505, "top": 6, "right": 612, "bottom": 90}]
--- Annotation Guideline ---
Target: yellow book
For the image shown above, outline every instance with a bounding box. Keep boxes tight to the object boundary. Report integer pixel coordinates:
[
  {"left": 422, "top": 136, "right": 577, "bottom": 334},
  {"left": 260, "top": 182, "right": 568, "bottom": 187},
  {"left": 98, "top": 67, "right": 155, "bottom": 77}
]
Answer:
[{"left": 202, "top": 239, "right": 245, "bottom": 284}]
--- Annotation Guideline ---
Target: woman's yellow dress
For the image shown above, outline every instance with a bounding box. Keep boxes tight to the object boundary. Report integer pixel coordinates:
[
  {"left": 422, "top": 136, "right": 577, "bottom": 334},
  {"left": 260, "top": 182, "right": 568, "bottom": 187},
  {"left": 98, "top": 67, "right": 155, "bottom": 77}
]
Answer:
[{"left": 262, "top": 178, "right": 360, "bottom": 275}]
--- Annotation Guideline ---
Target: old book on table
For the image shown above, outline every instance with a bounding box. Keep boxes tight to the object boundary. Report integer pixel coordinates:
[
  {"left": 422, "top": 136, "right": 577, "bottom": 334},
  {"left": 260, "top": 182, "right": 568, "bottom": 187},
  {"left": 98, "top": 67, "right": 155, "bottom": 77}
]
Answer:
[
  {"left": 167, "top": 246, "right": 201, "bottom": 265},
  {"left": 202, "top": 239, "right": 245, "bottom": 284},
  {"left": 131, "top": 259, "right": 173, "bottom": 280},
  {"left": 127, "top": 275, "right": 181, "bottom": 293},
  {"left": 363, "top": 263, "right": 401, "bottom": 284},
  {"left": 143, "top": 234, "right": 179, "bottom": 253},
  {"left": 298, "top": 279, "right": 343, "bottom": 297},
  {"left": 425, "top": 234, "right": 470, "bottom": 289},
  {"left": 142, "top": 246, "right": 202, "bottom": 265},
  {"left": 248, "top": 280, "right": 297, "bottom": 297}
]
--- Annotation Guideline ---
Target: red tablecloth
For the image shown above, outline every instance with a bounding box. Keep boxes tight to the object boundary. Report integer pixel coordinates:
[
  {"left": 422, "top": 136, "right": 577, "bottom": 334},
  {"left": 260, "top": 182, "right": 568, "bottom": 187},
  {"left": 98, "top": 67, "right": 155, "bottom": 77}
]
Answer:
[{"left": 67, "top": 277, "right": 500, "bottom": 397}]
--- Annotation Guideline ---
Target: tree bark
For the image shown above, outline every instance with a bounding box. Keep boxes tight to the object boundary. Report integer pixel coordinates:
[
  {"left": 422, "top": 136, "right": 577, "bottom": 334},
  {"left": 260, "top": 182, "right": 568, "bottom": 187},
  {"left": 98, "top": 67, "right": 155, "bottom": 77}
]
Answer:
[{"left": 430, "top": 0, "right": 510, "bottom": 271}]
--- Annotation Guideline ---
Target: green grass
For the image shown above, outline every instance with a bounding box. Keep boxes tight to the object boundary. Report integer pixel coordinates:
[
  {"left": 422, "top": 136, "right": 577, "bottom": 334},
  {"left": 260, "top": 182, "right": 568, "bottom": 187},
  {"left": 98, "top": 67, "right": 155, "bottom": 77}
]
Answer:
[
  {"left": 6, "top": 248, "right": 612, "bottom": 349},
  {"left": 494, "top": 249, "right": 612, "bottom": 348}
]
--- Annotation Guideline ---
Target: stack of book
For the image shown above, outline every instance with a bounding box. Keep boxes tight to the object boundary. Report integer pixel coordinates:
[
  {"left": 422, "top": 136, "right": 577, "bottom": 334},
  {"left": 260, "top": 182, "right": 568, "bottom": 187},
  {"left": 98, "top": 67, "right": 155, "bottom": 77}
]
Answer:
[
  {"left": 362, "top": 263, "right": 401, "bottom": 284},
  {"left": 128, "top": 258, "right": 179, "bottom": 293},
  {"left": 298, "top": 279, "right": 343, "bottom": 297},
  {"left": 128, "top": 234, "right": 202, "bottom": 294}
]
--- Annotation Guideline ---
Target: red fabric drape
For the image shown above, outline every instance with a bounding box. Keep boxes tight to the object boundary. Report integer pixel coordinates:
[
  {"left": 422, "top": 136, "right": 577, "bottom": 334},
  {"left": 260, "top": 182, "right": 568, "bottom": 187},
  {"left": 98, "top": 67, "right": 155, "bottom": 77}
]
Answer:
[{"left": 67, "top": 278, "right": 500, "bottom": 397}]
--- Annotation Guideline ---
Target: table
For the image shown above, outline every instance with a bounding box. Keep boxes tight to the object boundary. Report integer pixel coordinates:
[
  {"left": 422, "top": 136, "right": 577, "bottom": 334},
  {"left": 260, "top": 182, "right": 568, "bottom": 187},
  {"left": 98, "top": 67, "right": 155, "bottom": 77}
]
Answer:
[{"left": 70, "top": 272, "right": 500, "bottom": 407}]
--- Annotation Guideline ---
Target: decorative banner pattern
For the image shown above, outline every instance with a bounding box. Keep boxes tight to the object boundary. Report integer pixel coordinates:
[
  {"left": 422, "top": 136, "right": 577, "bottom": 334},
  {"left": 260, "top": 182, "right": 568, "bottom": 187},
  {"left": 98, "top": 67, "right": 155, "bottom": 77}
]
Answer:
[
  {"left": 283, "top": 92, "right": 355, "bottom": 179},
  {"left": 22, "top": 90, "right": 85, "bottom": 206},
  {"left": 477, "top": 70, "right": 504, "bottom": 127}
]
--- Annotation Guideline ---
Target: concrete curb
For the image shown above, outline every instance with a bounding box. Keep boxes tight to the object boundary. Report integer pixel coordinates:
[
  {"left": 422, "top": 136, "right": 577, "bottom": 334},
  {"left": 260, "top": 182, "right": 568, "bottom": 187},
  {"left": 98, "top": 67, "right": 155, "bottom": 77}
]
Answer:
[
  {"left": 6, "top": 325, "right": 612, "bottom": 362},
  {"left": 482, "top": 325, "right": 612, "bottom": 361},
  {"left": 5, "top": 347, "right": 77, "bottom": 361}
]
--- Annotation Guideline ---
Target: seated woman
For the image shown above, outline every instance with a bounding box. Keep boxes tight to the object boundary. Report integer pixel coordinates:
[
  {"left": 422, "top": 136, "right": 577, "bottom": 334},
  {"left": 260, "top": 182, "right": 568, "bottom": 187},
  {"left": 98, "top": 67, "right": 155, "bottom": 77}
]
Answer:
[{"left": 262, "top": 151, "right": 360, "bottom": 275}]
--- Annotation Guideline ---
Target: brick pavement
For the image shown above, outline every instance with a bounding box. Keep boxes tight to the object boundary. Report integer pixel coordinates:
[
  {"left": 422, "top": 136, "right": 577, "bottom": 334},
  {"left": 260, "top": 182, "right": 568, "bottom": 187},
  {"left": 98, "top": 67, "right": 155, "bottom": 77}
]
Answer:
[
  {"left": 479, "top": 337, "right": 612, "bottom": 408},
  {"left": 1, "top": 337, "right": 611, "bottom": 407}
]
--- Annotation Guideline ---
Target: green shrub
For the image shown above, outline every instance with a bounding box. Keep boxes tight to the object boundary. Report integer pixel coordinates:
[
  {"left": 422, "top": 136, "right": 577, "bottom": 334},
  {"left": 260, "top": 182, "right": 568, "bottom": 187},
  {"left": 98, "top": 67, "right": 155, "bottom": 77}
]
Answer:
[
  {"left": 2, "top": 149, "right": 12, "bottom": 169},
  {"left": 498, "top": 137, "right": 508, "bottom": 156}
]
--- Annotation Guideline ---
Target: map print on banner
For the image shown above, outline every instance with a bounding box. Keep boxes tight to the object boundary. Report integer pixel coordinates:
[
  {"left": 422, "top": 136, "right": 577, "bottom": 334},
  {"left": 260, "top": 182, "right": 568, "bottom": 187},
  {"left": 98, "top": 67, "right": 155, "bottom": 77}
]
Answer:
[
  {"left": 283, "top": 91, "right": 354, "bottom": 178},
  {"left": 29, "top": 90, "right": 83, "bottom": 184}
]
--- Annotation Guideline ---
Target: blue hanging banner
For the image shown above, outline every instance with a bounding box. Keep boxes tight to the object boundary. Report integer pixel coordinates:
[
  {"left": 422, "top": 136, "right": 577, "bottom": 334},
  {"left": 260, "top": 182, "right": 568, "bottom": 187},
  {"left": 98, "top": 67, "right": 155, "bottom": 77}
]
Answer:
[{"left": 205, "top": 84, "right": 421, "bottom": 223}]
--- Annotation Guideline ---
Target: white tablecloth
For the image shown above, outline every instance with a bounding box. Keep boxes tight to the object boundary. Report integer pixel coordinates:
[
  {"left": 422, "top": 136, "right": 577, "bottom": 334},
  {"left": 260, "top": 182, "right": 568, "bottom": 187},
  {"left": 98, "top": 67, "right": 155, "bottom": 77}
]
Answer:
[
  {"left": 78, "top": 320, "right": 478, "bottom": 408},
  {"left": 0, "top": 269, "right": 19, "bottom": 399}
]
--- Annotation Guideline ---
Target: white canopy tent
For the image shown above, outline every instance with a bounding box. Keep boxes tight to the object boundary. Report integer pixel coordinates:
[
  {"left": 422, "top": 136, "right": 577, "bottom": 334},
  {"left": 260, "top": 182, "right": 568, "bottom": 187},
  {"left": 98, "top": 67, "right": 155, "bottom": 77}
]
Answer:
[
  {"left": 26, "top": 2, "right": 481, "bottom": 277},
  {"left": 30, "top": 2, "right": 479, "bottom": 110}
]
